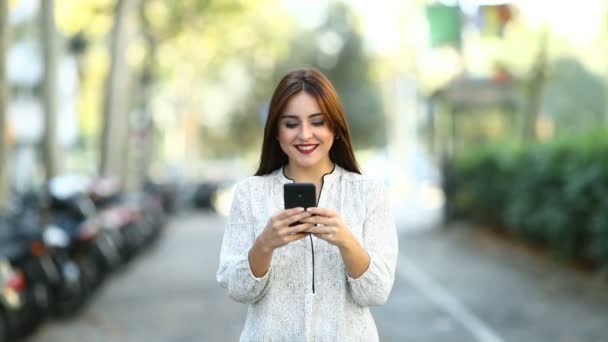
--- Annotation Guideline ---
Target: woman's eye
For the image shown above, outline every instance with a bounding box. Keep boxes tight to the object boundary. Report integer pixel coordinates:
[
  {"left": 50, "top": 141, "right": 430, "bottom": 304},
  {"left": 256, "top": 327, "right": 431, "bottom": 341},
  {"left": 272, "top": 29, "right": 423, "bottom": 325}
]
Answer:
[
  {"left": 311, "top": 121, "right": 325, "bottom": 126},
  {"left": 285, "top": 122, "right": 298, "bottom": 129}
]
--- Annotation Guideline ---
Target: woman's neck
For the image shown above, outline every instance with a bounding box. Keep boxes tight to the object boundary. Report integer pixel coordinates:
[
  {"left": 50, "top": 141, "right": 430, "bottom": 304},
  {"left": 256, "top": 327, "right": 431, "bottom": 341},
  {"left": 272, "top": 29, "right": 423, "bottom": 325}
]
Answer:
[{"left": 285, "top": 160, "right": 334, "bottom": 184}]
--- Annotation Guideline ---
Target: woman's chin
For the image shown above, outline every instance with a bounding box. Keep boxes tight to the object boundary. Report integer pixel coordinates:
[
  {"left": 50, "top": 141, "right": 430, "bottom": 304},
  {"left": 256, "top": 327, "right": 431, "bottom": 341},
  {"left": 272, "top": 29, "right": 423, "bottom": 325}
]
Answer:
[{"left": 290, "top": 157, "right": 319, "bottom": 169}]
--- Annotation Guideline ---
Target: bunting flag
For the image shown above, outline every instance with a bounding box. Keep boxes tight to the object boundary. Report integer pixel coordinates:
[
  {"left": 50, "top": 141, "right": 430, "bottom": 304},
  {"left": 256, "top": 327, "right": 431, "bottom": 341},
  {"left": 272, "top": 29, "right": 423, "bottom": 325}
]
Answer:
[
  {"left": 478, "top": 4, "right": 513, "bottom": 37},
  {"left": 425, "top": 4, "right": 462, "bottom": 48}
]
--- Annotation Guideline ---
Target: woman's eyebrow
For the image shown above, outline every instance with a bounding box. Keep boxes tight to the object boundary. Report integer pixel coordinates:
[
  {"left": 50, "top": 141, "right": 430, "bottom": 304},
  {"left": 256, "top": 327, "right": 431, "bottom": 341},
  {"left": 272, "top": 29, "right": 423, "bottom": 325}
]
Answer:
[{"left": 281, "top": 113, "right": 324, "bottom": 119}]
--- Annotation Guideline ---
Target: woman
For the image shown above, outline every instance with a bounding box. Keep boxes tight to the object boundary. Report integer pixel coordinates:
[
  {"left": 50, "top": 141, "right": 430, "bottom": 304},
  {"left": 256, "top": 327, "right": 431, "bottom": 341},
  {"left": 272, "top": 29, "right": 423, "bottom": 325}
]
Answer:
[{"left": 217, "top": 68, "right": 398, "bottom": 341}]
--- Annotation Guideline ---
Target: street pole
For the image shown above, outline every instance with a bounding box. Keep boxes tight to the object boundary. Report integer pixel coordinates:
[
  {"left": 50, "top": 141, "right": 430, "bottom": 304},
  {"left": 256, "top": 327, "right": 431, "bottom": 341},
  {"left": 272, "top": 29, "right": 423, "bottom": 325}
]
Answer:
[
  {"left": 0, "top": 0, "right": 9, "bottom": 209},
  {"left": 523, "top": 28, "right": 548, "bottom": 142},
  {"left": 40, "top": 0, "right": 61, "bottom": 181}
]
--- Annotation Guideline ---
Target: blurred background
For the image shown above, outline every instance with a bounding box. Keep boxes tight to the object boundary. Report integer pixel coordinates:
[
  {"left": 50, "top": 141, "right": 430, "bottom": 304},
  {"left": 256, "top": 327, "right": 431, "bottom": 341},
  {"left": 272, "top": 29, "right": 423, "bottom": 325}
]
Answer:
[{"left": 1, "top": 0, "right": 608, "bottom": 341}]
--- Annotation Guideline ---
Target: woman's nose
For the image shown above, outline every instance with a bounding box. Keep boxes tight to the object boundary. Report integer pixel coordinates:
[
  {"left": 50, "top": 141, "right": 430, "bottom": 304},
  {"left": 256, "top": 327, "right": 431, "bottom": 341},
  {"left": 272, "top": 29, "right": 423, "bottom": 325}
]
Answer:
[{"left": 298, "top": 123, "right": 313, "bottom": 140}]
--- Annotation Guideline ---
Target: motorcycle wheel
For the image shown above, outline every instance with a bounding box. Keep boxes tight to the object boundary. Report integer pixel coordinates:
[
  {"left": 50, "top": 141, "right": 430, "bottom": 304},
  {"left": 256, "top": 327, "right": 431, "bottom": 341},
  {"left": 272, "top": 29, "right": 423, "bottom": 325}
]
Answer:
[
  {"left": 0, "top": 309, "right": 8, "bottom": 342},
  {"left": 51, "top": 264, "right": 88, "bottom": 318}
]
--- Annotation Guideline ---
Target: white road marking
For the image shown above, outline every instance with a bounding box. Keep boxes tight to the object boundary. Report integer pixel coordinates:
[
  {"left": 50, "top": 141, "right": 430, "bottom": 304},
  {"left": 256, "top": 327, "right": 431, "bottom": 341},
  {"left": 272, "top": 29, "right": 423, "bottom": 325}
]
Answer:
[{"left": 397, "top": 254, "right": 505, "bottom": 342}]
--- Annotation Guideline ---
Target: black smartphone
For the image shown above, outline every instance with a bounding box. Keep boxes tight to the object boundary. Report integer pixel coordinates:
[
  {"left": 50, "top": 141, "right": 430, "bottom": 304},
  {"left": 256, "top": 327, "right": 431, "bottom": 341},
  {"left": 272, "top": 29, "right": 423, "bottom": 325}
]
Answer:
[
  {"left": 283, "top": 183, "right": 316, "bottom": 210},
  {"left": 284, "top": 183, "right": 316, "bottom": 227}
]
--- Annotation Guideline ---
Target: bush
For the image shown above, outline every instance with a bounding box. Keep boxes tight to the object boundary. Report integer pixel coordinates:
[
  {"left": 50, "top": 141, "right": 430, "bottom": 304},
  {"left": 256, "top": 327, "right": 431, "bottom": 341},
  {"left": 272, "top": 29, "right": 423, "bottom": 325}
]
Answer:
[{"left": 445, "top": 130, "right": 608, "bottom": 268}]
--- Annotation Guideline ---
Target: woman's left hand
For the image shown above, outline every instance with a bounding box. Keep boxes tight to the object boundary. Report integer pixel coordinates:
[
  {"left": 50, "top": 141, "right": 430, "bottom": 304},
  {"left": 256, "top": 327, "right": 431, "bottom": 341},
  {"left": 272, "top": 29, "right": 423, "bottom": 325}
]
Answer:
[{"left": 300, "top": 207, "right": 354, "bottom": 248}]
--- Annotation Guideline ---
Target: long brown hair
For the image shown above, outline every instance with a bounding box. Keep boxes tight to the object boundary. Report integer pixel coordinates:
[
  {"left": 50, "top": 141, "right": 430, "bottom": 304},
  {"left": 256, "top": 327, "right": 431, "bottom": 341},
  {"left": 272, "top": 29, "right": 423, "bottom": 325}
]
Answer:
[{"left": 255, "top": 68, "right": 361, "bottom": 176}]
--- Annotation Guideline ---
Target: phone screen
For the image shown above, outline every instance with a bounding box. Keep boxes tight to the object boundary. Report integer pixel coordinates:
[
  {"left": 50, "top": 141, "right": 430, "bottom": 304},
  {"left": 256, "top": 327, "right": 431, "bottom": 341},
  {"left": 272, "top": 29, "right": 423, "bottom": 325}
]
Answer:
[{"left": 283, "top": 183, "right": 316, "bottom": 210}]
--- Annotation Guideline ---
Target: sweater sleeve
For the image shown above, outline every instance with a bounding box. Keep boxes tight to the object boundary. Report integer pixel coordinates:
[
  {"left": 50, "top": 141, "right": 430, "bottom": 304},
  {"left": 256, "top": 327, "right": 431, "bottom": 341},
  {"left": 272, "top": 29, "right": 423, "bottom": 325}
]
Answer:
[
  {"left": 216, "top": 180, "right": 272, "bottom": 304},
  {"left": 347, "top": 179, "right": 398, "bottom": 307}
]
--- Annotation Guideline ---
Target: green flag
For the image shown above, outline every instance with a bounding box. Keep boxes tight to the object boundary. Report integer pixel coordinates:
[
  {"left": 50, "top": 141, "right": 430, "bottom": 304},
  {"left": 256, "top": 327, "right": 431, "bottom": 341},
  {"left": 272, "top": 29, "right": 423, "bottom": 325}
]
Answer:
[{"left": 425, "top": 4, "right": 461, "bottom": 48}]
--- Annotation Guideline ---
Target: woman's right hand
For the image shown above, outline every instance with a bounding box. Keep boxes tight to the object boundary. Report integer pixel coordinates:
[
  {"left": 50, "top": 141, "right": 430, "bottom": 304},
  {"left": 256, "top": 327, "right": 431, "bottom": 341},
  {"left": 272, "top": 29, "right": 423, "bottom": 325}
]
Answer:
[{"left": 256, "top": 207, "right": 314, "bottom": 253}]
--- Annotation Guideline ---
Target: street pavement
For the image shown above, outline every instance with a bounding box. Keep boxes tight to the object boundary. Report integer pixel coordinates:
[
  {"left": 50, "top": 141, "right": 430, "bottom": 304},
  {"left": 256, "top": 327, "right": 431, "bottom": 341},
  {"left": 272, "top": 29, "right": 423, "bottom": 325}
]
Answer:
[
  {"left": 27, "top": 210, "right": 608, "bottom": 342},
  {"left": 395, "top": 224, "right": 608, "bottom": 342}
]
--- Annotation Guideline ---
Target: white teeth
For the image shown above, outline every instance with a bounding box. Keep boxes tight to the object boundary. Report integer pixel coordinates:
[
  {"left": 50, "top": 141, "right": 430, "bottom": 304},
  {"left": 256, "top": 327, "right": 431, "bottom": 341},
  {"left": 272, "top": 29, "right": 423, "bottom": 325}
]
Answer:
[{"left": 297, "top": 145, "right": 316, "bottom": 151}]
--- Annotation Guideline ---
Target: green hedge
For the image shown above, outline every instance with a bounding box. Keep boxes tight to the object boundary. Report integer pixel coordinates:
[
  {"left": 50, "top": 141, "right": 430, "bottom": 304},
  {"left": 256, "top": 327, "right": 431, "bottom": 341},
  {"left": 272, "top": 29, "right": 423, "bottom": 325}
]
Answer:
[{"left": 446, "top": 130, "right": 608, "bottom": 268}]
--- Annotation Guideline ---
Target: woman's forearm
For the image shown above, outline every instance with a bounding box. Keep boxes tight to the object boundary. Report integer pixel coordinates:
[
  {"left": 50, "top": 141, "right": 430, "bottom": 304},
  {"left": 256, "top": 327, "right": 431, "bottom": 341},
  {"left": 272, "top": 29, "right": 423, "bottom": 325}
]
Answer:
[
  {"left": 248, "top": 238, "right": 274, "bottom": 278},
  {"left": 339, "top": 238, "right": 371, "bottom": 278}
]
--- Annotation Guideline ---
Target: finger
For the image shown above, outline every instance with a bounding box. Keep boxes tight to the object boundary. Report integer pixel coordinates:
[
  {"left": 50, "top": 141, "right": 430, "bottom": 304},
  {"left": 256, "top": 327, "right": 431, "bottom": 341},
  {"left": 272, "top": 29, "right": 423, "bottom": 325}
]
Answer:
[
  {"left": 286, "top": 222, "right": 315, "bottom": 234},
  {"left": 306, "top": 207, "right": 337, "bottom": 217},
  {"left": 281, "top": 211, "right": 313, "bottom": 226},
  {"left": 314, "top": 233, "right": 337, "bottom": 243},
  {"left": 303, "top": 225, "right": 335, "bottom": 235},
  {"left": 300, "top": 215, "right": 333, "bottom": 226},
  {"left": 285, "top": 233, "right": 308, "bottom": 243},
  {"left": 274, "top": 207, "right": 306, "bottom": 221},
  {"left": 311, "top": 233, "right": 332, "bottom": 240}
]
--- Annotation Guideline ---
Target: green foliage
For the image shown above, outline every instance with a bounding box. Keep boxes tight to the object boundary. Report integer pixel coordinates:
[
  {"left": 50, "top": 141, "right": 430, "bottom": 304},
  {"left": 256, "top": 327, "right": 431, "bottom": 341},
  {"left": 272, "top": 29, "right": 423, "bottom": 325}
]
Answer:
[
  {"left": 542, "top": 57, "right": 605, "bottom": 135},
  {"left": 451, "top": 143, "right": 519, "bottom": 225},
  {"left": 136, "top": 0, "right": 294, "bottom": 158},
  {"left": 270, "top": 2, "right": 386, "bottom": 149},
  {"left": 446, "top": 130, "right": 608, "bottom": 267}
]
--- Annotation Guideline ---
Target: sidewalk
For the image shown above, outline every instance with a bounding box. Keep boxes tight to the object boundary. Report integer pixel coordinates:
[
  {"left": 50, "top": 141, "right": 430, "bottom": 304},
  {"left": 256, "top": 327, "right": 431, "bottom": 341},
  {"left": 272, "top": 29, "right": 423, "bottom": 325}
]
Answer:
[{"left": 388, "top": 222, "right": 608, "bottom": 342}]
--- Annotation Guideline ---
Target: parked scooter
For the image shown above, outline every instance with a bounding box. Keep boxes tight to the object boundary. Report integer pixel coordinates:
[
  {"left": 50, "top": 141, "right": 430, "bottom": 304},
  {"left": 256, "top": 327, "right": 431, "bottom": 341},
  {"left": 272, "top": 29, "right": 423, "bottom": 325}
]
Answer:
[
  {"left": 87, "top": 178, "right": 142, "bottom": 262},
  {"left": 0, "top": 208, "right": 51, "bottom": 341},
  {"left": 40, "top": 175, "right": 113, "bottom": 316},
  {"left": 0, "top": 253, "right": 27, "bottom": 342}
]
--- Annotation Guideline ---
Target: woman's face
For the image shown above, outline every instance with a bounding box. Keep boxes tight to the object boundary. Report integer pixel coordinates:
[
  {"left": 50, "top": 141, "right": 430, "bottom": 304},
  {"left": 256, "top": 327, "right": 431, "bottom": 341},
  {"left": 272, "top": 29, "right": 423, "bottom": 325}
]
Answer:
[{"left": 278, "top": 91, "right": 334, "bottom": 171}]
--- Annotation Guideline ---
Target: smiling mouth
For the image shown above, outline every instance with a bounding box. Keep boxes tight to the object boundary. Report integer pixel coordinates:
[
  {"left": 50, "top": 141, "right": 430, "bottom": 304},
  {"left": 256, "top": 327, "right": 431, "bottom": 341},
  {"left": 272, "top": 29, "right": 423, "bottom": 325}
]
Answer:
[{"left": 295, "top": 144, "right": 318, "bottom": 154}]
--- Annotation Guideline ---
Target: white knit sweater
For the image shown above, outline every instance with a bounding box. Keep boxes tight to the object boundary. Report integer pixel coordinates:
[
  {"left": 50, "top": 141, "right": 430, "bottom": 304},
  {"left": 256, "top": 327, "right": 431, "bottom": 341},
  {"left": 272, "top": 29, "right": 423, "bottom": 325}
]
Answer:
[{"left": 217, "top": 165, "right": 398, "bottom": 342}]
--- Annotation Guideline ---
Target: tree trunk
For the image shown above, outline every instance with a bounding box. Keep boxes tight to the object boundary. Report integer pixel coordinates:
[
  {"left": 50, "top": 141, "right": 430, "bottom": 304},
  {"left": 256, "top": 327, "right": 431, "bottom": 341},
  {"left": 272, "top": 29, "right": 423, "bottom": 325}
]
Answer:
[
  {"left": 0, "top": 0, "right": 9, "bottom": 209},
  {"left": 100, "top": 0, "right": 136, "bottom": 183},
  {"left": 523, "top": 29, "right": 549, "bottom": 142},
  {"left": 40, "top": 0, "right": 61, "bottom": 182},
  {"left": 130, "top": 0, "right": 158, "bottom": 190}
]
